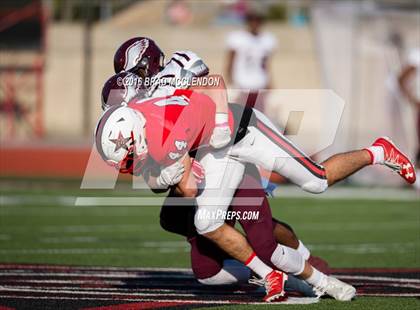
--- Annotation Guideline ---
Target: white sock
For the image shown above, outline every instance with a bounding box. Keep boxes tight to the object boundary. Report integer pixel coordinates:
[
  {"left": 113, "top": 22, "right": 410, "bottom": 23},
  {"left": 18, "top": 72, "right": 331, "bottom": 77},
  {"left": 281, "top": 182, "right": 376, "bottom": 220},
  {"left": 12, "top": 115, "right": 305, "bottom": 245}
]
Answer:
[
  {"left": 297, "top": 240, "right": 311, "bottom": 260},
  {"left": 245, "top": 252, "right": 272, "bottom": 279},
  {"left": 270, "top": 244, "right": 305, "bottom": 275},
  {"left": 365, "top": 146, "right": 385, "bottom": 165},
  {"left": 305, "top": 267, "right": 327, "bottom": 288}
]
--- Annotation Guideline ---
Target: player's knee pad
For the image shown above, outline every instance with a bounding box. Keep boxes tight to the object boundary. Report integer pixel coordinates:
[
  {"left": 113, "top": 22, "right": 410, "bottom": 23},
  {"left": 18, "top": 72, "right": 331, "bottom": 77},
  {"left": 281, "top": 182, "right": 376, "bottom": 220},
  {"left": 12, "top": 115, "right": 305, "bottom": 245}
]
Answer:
[
  {"left": 301, "top": 178, "right": 328, "bottom": 194},
  {"left": 271, "top": 244, "right": 305, "bottom": 275},
  {"left": 194, "top": 210, "right": 224, "bottom": 235}
]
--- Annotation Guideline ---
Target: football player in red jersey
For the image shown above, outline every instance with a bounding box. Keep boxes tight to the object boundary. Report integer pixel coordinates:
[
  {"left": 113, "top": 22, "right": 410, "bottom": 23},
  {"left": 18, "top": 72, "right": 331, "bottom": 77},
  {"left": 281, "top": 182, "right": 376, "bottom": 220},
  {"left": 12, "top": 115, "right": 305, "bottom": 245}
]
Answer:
[
  {"left": 96, "top": 37, "right": 416, "bottom": 301},
  {"left": 96, "top": 76, "right": 417, "bottom": 301},
  {"left": 100, "top": 71, "right": 331, "bottom": 299}
]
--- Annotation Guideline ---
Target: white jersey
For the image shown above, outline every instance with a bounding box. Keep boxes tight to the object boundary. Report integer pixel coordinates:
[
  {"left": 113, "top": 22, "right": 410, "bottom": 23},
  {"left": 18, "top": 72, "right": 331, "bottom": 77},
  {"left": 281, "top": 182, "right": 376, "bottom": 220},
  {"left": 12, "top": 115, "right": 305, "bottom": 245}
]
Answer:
[
  {"left": 226, "top": 30, "right": 276, "bottom": 90},
  {"left": 150, "top": 50, "right": 209, "bottom": 98},
  {"left": 406, "top": 48, "right": 420, "bottom": 100}
]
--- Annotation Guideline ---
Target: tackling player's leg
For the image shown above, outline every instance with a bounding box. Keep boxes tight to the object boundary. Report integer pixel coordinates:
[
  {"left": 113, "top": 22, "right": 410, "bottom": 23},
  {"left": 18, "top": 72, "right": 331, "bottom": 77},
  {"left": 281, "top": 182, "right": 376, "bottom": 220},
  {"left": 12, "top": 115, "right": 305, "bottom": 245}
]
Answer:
[{"left": 229, "top": 108, "right": 416, "bottom": 196}]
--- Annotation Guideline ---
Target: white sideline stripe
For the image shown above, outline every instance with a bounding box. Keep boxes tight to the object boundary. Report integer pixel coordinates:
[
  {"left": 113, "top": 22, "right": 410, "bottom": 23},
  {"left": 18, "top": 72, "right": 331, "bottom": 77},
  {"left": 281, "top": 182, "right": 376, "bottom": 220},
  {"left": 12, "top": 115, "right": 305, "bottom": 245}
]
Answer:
[
  {"left": 0, "top": 282, "right": 193, "bottom": 292},
  {"left": 350, "top": 282, "right": 420, "bottom": 289},
  {"left": 5, "top": 222, "right": 417, "bottom": 233},
  {"left": 0, "top": 285, "right": 252, "bottom": 295},
  {"left": 0, "top": 294, "right": 319, "bottom": 305},
  {"left": 308, "top": 242, "right": 417, "bottom": 254},
  {"left": 360, "top": 293, "right": 420, "bottom": 297},
  {"left": 0, "top": 272, "right": 191, "bottom": 278},
  {"left": 74, "top": 197, "right": 264, "bottom": 206},
  {"left": 2, "top": 270, "right": 418, "bottom": 283},
  {"left": 0, "top": 286, "right": 196, "bottom": 297},
  {"left": 0, "top": 195, "right": 75, "bottom": 206},
  {"left": 3, "top": 273, "right": 419, "bottom": 284},
  {"left": 2, "top": 186, "right": 419, "bottom": 208},
  {"left": 0, "top": 266, "right": 192, "bottom": 272},
  {"left": 0, "top": 249, "right": 128, "bottom": 255},
  {"left": 2, "top": 223, "right": 417, "bottom": 235},
  {"left": 335, "top": 275, "right": 420, "bottom": 284},
  {"left": 40, "top": 236, "right": 99, "bottom": 244},
  {"left": 0, "top": 248, "right": 189, "bottom": 255},
  {"left": 3, "top": 275, "right": 419, "bottom": 286},
  {"left": 0, "top": 241, "right": 415, "bottom": 255},
  {"left": 4, "top": 282, "right": 420, "bottom": 291},
  {"left": 274, "top": 186, "right": 420, "bottom": 201},
  {"left": 0, "top": 279, "right": 128, "bottom": 285}
]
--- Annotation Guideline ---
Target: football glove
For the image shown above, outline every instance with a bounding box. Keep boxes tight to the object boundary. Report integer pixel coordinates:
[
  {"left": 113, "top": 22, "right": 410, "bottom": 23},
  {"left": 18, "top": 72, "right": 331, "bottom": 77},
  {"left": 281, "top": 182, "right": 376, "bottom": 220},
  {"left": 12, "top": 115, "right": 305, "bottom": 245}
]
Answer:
[{"left": 156, "top": 161, "right": 185, "bottom": 189}]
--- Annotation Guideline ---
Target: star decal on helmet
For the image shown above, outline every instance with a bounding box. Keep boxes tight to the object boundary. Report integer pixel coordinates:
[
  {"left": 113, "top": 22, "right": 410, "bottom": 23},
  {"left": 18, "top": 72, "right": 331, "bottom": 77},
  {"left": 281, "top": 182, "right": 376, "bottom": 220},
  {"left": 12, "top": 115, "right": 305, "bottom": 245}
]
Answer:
[{"left": 109, "top": 131, "right": 131, "bottom": 152}]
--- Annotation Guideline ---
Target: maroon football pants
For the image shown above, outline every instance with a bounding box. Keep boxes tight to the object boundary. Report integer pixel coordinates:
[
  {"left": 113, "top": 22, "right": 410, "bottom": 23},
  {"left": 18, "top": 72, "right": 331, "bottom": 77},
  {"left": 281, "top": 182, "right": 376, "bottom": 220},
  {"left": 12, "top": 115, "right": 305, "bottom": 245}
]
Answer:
[{"left": 160, "top": 164, "right": 284, "bottom": 279}]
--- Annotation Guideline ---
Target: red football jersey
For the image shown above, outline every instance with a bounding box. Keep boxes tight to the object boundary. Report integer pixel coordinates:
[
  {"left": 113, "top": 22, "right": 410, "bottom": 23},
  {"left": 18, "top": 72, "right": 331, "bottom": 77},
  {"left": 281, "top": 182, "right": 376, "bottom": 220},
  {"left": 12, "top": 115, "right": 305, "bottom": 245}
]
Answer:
[{"left": 129, "top": 89, "right": 233, "bottom": 166}]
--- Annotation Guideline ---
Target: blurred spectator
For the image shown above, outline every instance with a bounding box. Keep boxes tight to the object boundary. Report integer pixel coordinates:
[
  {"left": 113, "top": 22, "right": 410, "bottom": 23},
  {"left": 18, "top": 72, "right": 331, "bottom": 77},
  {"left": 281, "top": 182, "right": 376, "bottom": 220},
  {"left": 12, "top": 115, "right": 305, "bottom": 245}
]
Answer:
[
  {"left": 398, "top": 47, "right": 420, "bottom": 189},
  {"left": 216, "top": 0, "right": 248, "bottom": 25},
  {"left": 165, "top": 0, "right": 192, "bottom": 26},
  {"left": 225, "top": 11, "right": 276, "bottom": 112}
]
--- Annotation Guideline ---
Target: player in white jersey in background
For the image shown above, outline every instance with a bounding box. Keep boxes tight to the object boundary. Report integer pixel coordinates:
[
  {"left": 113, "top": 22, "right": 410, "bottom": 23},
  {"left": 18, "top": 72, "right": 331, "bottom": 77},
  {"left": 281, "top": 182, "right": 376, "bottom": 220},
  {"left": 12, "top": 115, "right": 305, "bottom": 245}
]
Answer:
[
  {"left": 398, "top": 47, "right": 420, "bottom": 190},
  {"left": 225, "top": 11, "right": 276, "bottom": 112}
]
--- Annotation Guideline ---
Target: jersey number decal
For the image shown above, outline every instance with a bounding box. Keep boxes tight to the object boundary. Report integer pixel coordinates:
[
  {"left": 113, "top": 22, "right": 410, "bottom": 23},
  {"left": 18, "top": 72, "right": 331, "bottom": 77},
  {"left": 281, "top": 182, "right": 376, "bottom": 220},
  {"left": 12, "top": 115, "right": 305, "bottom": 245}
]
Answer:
[
  {"left": 168, "top": 152, "right": 182, "bottom": 160},
  {"left": 175, "top": 140, "right": 187, "bottom": 151}
]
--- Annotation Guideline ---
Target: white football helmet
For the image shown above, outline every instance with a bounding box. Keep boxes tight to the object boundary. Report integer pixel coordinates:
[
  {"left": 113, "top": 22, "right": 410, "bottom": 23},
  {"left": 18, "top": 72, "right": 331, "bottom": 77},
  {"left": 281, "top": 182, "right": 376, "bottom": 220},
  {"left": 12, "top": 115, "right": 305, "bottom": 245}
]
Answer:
[{"left": 95, "top": 105, "right": 148, "bottom": 174}]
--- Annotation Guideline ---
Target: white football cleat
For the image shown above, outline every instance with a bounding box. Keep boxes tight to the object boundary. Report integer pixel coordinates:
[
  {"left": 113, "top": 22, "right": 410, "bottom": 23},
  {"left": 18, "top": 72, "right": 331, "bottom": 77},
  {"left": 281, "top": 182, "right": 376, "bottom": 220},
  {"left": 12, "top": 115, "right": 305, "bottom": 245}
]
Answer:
[{"left": 314, "top": 276, "right": 356, "bottom": 301}]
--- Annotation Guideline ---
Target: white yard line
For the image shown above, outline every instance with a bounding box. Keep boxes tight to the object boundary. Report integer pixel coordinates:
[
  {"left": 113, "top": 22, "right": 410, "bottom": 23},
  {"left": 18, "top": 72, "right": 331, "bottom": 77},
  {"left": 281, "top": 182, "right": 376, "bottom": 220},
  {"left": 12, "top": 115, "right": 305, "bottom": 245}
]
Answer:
[
  {"left": 0, "top": 271, "right": 192, "bottom": 278},
  {"left": 0, "top": 242, "right": 415, "bottom": 255},
  {"left": 1, "top": 186, "right": 418, "bottom": 208},
  {"left": 359, "top": 293, "right": 420, "bottom": 297},
  {"left": 334, "top": 275, "right": 420, "bottom": 284},
  {"left": 0, "top": 294, "right": 319, "bottom": 304},
  {"left": 274, "top": 186, "right": 420, "bottom": 201},
  {"left": 0, "top": 265, "right": 192, "bottom": 272},
  {"left": 0, "top": 286, "right": 196, "bottom": 297}
]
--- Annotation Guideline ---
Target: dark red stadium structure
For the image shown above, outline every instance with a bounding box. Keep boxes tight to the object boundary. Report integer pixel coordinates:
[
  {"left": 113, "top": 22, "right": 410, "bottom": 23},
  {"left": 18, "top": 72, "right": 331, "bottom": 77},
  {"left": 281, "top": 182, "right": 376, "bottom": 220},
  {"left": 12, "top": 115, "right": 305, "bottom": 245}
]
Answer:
[{"left": 0, "top": 0, "right": 47, "bottom": 139}]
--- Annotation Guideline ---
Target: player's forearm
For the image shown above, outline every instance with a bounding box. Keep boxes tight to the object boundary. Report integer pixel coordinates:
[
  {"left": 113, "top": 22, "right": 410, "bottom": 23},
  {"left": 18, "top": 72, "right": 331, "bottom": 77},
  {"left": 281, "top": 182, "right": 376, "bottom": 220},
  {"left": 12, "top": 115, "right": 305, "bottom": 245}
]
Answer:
[
  {"left": 398, "top": 66, "right": 419, "bottom": 106},
  {"left": 190, "top": 74, "right": 228, "bottom": 113},
  {"left": 190, "top": 75, "right": 232, "bottom": 148}
]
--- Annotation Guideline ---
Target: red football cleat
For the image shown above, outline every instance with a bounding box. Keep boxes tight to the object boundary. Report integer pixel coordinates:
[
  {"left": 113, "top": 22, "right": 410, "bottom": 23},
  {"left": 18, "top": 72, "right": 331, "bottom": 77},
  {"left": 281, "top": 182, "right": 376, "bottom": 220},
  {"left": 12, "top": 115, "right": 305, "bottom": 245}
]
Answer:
[
  {"left": 263, "top": 270, "right": 288, "bottom": 302},
  {"left": 372, "top": 137, "right": 416, "bottom": 184}
]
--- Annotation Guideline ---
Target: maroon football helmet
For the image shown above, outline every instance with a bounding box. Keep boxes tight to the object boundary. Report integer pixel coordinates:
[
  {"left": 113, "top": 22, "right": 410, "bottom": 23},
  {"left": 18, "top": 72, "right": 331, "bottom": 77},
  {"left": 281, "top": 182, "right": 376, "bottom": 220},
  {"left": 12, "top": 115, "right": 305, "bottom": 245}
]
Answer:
[
  {"left": 113, "top": 37, "right": 165, "bottom": 78},
  {"left": 101, "top": 72, "right": 147, "bottom": 111}
]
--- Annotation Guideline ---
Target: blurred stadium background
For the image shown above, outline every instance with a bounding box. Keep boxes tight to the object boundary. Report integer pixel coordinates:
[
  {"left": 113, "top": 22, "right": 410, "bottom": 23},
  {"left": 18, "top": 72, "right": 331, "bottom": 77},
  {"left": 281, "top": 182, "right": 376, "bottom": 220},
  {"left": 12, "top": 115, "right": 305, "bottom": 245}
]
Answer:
[
  {"left": 0, "top": 1, "right": 419, "bottom": 308},
  {"left": 0, "top": 0, "right": 419, "bottom": 188}
]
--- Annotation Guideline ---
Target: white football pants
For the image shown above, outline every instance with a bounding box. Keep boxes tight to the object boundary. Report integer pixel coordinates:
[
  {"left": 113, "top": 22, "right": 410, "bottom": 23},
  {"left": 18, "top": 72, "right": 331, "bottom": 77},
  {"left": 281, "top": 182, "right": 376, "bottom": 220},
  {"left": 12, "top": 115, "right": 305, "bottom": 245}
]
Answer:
[{"left": 194, "top": 108, "right": 328, "bottom": 235}]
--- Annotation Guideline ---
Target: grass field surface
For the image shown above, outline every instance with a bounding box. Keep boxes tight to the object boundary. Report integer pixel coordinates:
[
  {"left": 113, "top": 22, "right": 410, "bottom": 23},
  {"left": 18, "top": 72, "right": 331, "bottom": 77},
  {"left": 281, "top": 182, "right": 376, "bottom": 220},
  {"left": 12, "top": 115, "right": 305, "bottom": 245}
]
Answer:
[{"left": 0, "top": 181, "right": 419, "bottom": 309}]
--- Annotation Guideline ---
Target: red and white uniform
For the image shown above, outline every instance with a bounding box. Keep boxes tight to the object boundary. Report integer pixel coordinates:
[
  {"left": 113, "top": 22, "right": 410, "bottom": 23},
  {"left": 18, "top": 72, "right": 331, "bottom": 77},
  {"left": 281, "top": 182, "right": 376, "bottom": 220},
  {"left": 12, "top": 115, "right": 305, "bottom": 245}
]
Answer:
[
  {"left": 129, "top": 89, "right": 328, "bottom": 234},
  {"left": 129, "top": 50, "right": 328, "bottom": 235},
  {"left": 129, "top": 89, "right": 233, "bottom": 166}
]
